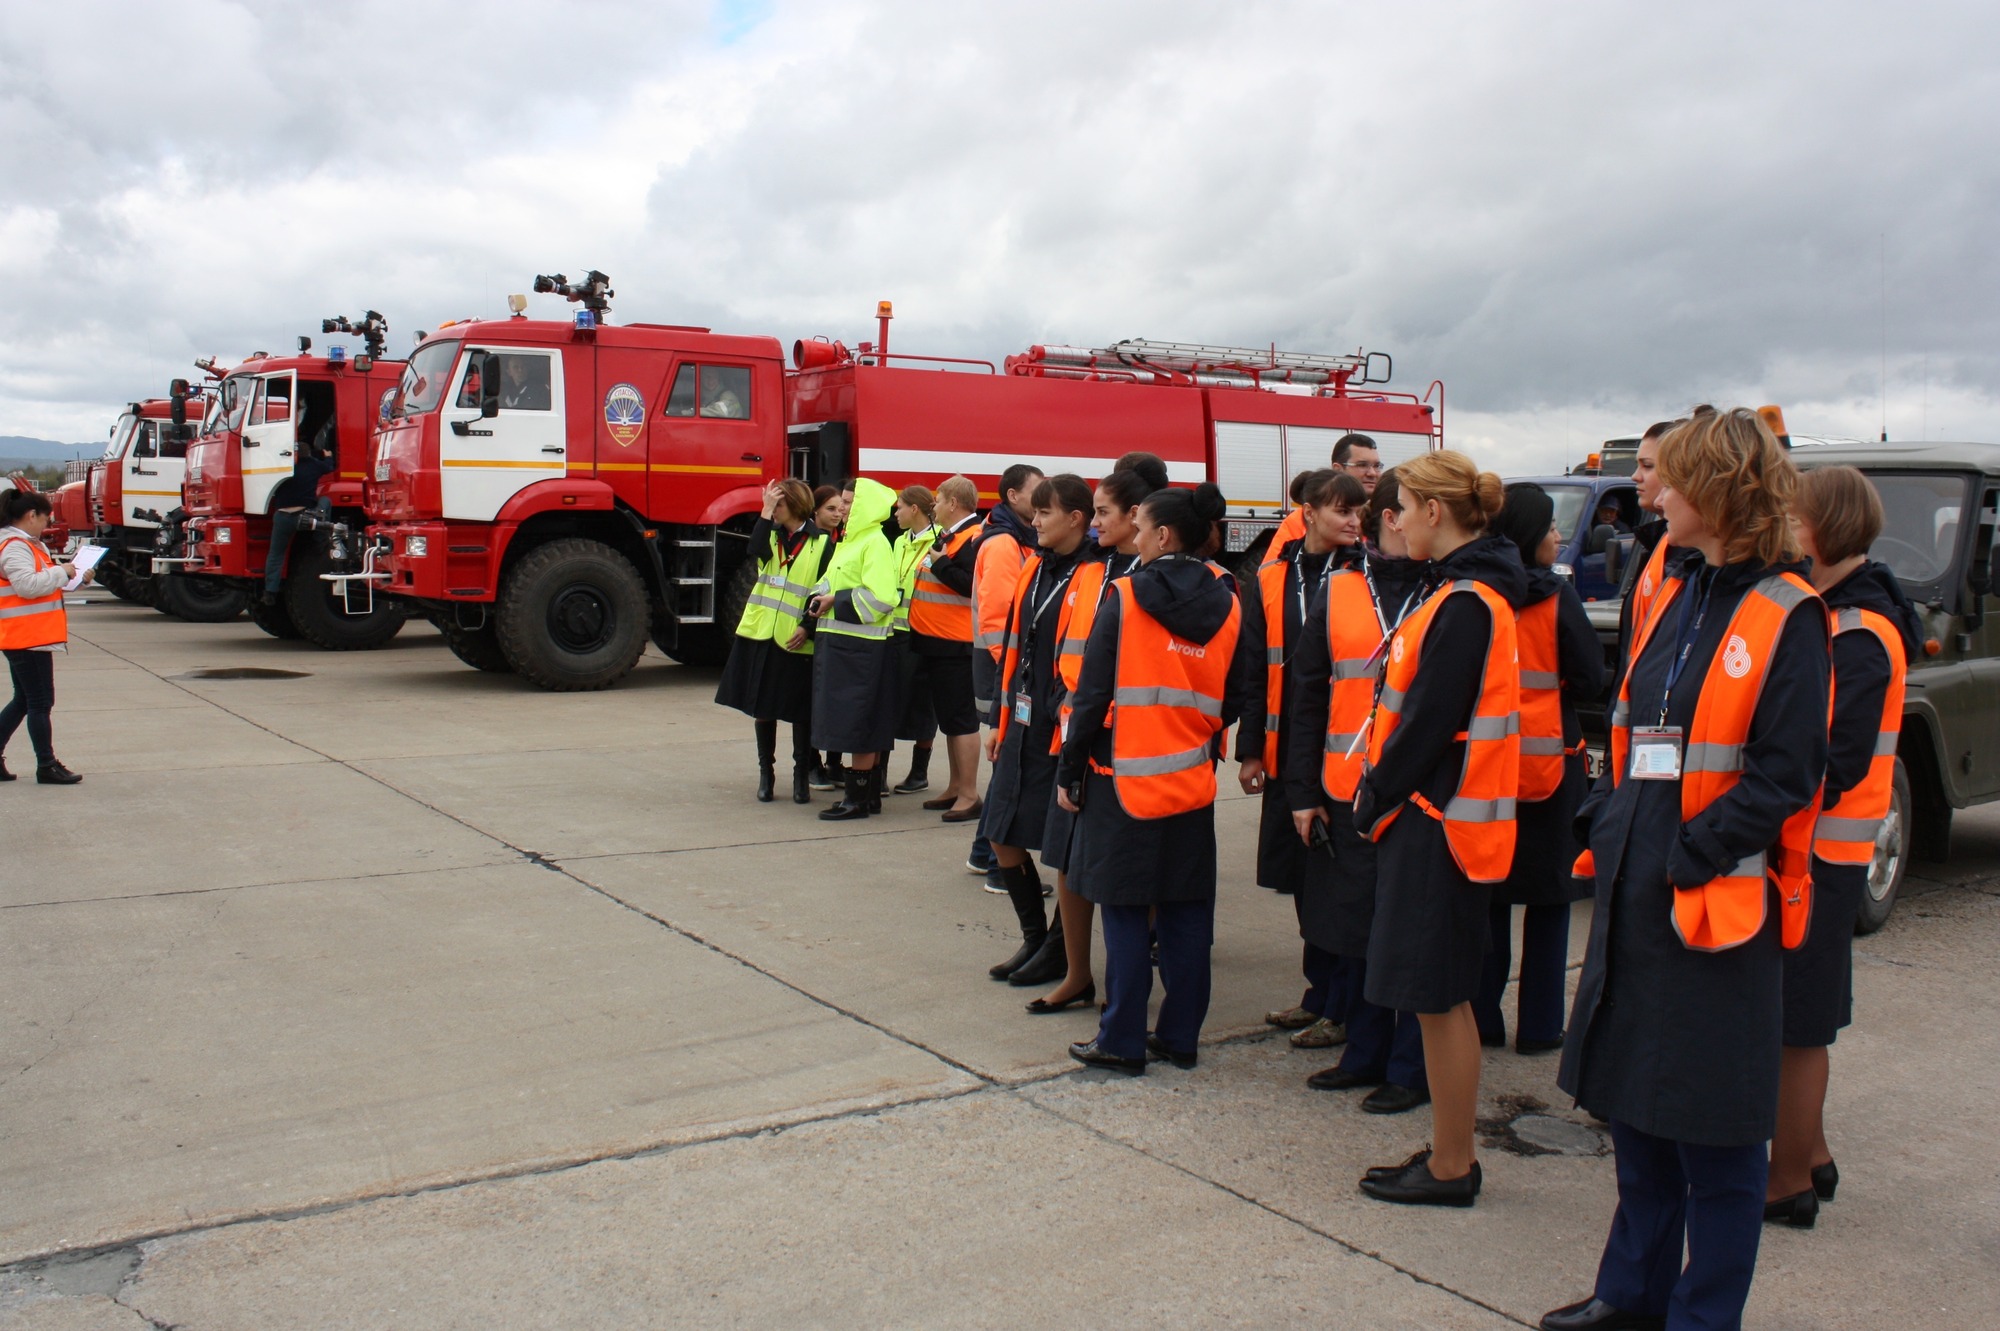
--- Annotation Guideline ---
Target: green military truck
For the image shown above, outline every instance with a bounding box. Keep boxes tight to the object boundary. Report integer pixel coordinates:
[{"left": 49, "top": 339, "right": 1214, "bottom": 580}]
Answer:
[{"left": 1580, "top": 441, "right": 2000, "bottom": 933}]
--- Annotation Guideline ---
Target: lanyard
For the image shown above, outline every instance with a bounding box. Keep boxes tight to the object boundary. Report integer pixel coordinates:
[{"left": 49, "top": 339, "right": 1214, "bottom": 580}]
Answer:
[
  {"left": 1360, "top": 553, "right": 1421, "bottom": 643},
  {"left": 1014, "top": 554, "right": 1081, "bottom": 684},
  {"left": 1292, "top": 545, "right": 1334, "bottom": 633},
  {"left": 1657, "top": 572, "right": 1715, "bottom": 725}
]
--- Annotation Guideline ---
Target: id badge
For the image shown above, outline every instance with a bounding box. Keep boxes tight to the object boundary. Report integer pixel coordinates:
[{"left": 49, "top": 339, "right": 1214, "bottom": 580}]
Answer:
[
  {"left": 1628, "top": 726, "right": 1684, "bottom": 781},
  {"left": 1012, "top": 694, "right": 1033, "bottom": 727}
]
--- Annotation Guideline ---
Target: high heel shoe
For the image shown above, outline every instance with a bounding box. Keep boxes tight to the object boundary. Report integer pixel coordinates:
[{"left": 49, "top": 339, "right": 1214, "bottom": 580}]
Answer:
[
  {"left": 1025, "top": 982, "right": 1095, "bottom": 1014},
  {"left": 1811, "top": 1160, "right": 1838, "bottom": 1201},
  {"left": 1763, "top": 1188, "right": 1818, "bottom": 1228}
]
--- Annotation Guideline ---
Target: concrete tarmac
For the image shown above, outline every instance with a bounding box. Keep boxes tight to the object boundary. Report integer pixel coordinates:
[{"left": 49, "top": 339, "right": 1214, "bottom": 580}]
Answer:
[{"left": 2, "top": 594, "right": 1996, "bottom": 1328}]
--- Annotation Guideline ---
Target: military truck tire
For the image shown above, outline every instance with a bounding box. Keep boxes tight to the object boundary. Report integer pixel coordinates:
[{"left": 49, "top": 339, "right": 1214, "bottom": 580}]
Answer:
[
  {"left": 96, "top": 557, "right": 144, "bottom": 603},
  {"left": 1855, "top": 759, "right": 1912, "bottom": 935},
  {"left": 157, "top": 575, "right": 249, "bottom": 623},
  {"left": 282, "top": 547, "right": 408, "bottom": 650},
  {"left": 249, "top": 596, "right": 302, "bottom": 639},
  {"left": 441, "top": 619, "right": 512, "bottom": 673},
  {"left": 496, "top": 539, "right": 650, "bottom": 690}
]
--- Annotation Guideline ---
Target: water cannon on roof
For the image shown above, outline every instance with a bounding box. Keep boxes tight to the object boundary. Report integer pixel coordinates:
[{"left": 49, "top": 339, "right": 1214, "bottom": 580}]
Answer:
[
  {"left": 321, "top": 310, "right": 389, "bottom": 360},
  {"left": 533, "top": 270, "right": 613, "bottom": 327}
]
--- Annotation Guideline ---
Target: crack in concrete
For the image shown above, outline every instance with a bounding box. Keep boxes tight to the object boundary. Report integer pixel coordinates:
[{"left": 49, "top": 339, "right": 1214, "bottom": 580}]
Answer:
[{"left": 1, "top": 858, "right": 524, "bottom": 912}]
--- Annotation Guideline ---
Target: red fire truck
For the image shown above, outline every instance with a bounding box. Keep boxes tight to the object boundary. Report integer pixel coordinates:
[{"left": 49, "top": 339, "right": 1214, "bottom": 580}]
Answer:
[
  {"left": 170, "top": 313, "right": 410, "bottom": 648},
  {"left": 359, "top": 279, "right": 1444, "bottom": 691}
]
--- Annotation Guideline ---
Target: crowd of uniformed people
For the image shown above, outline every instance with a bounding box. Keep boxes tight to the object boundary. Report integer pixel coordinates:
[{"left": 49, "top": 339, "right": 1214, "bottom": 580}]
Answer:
[{"left": 713, "top": 408, "right": 1916, "bottom": 1331}]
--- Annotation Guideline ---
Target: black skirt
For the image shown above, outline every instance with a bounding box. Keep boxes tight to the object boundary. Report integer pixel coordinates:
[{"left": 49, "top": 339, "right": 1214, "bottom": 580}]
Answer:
[
  {"left": 1363, "top": 808, "right": 1492, "bottom": 1014},
  {"left": 891, "top": 633, "right": 940, "bottom": 744},
  {"left": 810, "top": 634, "right": 899, "bottom": 754},
  {"left": 1068, "top": 767, "right": 1218, "bottom": 907},
  {"left": 1255, "top": 782, "right": 1308, "bottom": 894},
  {"left": 1781, "top": 858, "right": 1866, "bottom": 1047},
  {"left": 1299, "top": 796, "right": 1378, "bottom": 958},
  {"left": 1494, "top": 754, "right": 1592, "bottom": 906},
  {"left": 1041, "top": 781, "right": 1079, "bottom": 873},
  {"left": 714, "top": 635, "right": 814, "bottom": 724},
  {"left": 979, "top": 717, "right": 1060, "bottom": 852}
]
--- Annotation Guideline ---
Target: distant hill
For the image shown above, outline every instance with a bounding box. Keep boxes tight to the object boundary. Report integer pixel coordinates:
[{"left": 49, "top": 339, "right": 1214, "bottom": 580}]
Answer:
[{"left": 0, "top": 436, "right": 97, "bottom": 462}]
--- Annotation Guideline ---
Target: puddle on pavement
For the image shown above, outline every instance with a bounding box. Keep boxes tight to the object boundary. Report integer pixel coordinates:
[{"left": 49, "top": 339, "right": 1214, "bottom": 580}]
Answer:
[
  {"left": 1479, "top": 1092, "right": 1610, "bottom": 1158},
  {"left": 174, "top": 667, "right": 313, "bottom": 681}
]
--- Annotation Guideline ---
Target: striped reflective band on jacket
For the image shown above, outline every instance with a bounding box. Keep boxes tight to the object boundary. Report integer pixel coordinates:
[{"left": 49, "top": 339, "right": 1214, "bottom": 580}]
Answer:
[
  {"left": 735, "top": 528, "right": 829, "bottom": 656},
  {"left": 1100, "top": 579, "right": 1241, "bottom": 819},
  {"left": 1514, "top": 594, "right": 1566, "bottom": 802},
  {"left": 1592, "top": 569, "right": 1823, "bottom": 952},
  {"left": 969, "top": 526, "right": 1025, "bottom": 655},
  {"left": 1319, "top": 570, "right": 1385, "bottom": 802},
  {"left": 1363, "top": 577, "right": 1520, "bottom": 883},
  {"left": 1814, "top": 604, "right": 1906, "bottom": 865},
  {"left": 0, "top": 536, "right": 65, "bottom": 651}
]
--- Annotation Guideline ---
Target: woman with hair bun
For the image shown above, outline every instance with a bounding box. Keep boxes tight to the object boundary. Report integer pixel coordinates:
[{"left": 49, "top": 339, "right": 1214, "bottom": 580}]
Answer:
[
  {"left": 0, "top": 485, "right": 87, "bottom": 784},
  {"left": 1351, "top": 450, "right": 1528, "bottom": 1207},
  {"left": 1057, "top": 483, "right": 1246, "bottom": 1073},
  {"left": 1543, "top": 410, "right": 1828, "bottom": 1331}
]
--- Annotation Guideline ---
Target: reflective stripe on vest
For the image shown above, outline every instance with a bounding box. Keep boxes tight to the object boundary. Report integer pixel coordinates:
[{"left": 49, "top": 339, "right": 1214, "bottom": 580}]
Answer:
[
  {"left": 969, "top": 526, "right": 1025, "bottom": 653},
  {"left": 1256, "top": 557, "right": 1288, "bottom": 775},
  {"left": 1628, "top": 539, "right": 1672, "bottom": 646},
  {"left": 909, "top": 523, "right": 976, "bottom": 641},
  {"left": 1602, "top": 569, "right": 1823, "bottom": 951},
  {"left": 1052, "top": 561, "right": 1110, "bottom": 753},
  {"left": 1813, "top": 605, "right": 1906, "bottom": 865},
  {"left": 734, "top": 530, "right": 828, "bottom": 656},
  {"left": 1319, "top": 570, "right": 1385, "bottom": 802},
  {"left": 1515, "top": 594, "right": 1566, "bottom": 802},
  {"left": 890, "top": 526, "right": 940, "bottom": 632},
  {"left": 1104, "top": 579, "right": 1240, "bottom": 819},
  {"left": 0, "top": 536, "right": 66, "bottom": 651},
  {"left": 1364, "top": 578, "right": 1520, "bottom": 882}
]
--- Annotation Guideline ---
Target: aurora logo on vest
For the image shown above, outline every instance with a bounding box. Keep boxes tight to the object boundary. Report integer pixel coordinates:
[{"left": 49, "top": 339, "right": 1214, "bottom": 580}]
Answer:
[
  {"left": 1167, "top": 639, "right": 1206, "bottom": 659},
  {"left": 1722, "top": 634, "right": 1753, "bottom": 679},
  {"left": 603, "top": 383, "right": 645, "bottom": 447}
]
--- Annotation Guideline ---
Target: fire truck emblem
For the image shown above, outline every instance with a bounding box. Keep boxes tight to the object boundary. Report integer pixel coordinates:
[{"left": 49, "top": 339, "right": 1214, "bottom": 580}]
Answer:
[{"left": 603, "top": 383, "right": 645, "bottom": 447}]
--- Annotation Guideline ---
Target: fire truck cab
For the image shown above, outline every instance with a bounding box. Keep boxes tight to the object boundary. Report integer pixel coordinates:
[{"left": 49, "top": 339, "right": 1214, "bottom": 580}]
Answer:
[
  {"left": 365, "top": 275, "right": 788, "bottom": 687},
  {"left": 174, "top": 314, "right": 410, "bottom": 648}
]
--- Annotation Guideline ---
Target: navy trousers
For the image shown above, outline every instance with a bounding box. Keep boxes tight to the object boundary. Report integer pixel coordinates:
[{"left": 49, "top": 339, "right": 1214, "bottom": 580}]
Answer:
[
  {"left": 1292, "top": 892, "right": 1344, "bottom": 1017},
  {"left": 0, "top": 648, "right": 56, "bottom": 763},
  {"left": 1475, "top": 901, "right": 1572, "bottom": 1044},
  {"left": 1594, "top": 1119, "right": 1767, "bottom": 1331},
  {"left": 1335, "top": 957, "right": 1426, "bottom": 1090},
  {"left": 1097, "top": 898, "right": 1214, "bottom": 1060}
]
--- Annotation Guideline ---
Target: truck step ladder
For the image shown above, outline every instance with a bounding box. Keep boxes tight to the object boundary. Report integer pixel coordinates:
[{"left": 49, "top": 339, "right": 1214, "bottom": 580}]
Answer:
[{"left": 669, "top": 534, "right": 716, "bottom": 624}]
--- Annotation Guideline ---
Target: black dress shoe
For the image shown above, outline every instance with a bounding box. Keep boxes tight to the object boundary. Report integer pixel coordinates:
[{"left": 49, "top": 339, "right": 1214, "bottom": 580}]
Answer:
[
  {"left": 1069, "top": 1040, "right": 1145, "bottom": 1075},
  {"left": 921, "top": 793, "right": 956, "bottom": 810},
  {"left": 1145, "top": 1033, "right": 1197, "bottom": 1069},
  {"left": 1358, "top": 1156, "right": 1480, "bottom": 1207},
  {"left": 1026, "top": 982, "right": 1095, "bottom": 1015},
  {"left": 1364, "top": 1147, "right": 1432, "bottom": 1180},
  {"left": 1539, "top": 1296, "right": 1666, "bottom": 1331},
  {"left": 1516, "top": 1034, "right": 1566, "bottom": 1055},
  {"left": 1362, "top": 1082, "right": 1431, "bottom": 1115},
  {"left": 1764, "top": 1188, "right": 1818, "bottom": 1228},
  {"left": 893, "top": 772, "right": 929, "bottom": 793},
  {"left": 1306, "top": 1065, "right": 1384, "bottom": 1092},
  {"left": 36, "top": 761, "right": 81, "bottom": 785},
  {"left": 1812, "top": 1159, "right": 1839, "bottom": 1201}
]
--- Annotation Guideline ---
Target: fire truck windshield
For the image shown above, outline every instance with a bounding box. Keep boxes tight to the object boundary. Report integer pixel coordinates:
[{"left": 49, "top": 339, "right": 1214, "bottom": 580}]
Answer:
[
  {"left": 199, "top": 392, "right": 225, "bottom": 438},
  {"left": 393, "top": 340, "right": 460, "bottom": 418},
  {"left": 101, "top": 415, "right": 136, "bottom": 462}
]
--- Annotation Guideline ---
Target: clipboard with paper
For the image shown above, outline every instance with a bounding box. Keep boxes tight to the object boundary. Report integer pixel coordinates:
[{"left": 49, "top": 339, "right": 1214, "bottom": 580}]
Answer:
[{"left": 65, "top": 544, "right": 106, "bottom": 591}]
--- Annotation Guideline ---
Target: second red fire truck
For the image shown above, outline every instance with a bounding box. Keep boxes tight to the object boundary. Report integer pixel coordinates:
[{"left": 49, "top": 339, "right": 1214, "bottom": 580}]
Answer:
[{"left": 358, "top": 275, "right": 1444, "bottom": 690}]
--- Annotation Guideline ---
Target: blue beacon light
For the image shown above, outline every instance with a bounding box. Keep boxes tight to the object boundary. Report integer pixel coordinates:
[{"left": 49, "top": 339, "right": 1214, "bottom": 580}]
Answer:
[
  {"left": 575, "top": 309, "right": 597, "bottom": 331},
  {"left": 328, "top": 345, "right": 346, "bottom": 363}
]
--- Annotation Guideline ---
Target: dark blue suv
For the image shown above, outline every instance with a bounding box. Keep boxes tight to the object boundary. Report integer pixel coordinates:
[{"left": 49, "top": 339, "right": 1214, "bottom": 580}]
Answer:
[{"left": 1504, "top": 474, "right": 1643, "bottom": 603}]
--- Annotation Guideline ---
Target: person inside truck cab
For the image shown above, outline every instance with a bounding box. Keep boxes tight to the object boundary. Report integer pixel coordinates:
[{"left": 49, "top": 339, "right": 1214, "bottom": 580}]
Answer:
[
  {"left": 497, "top": 356, "right": 551, "bottom": 411},
  {"left": 1592, "top": 498, "right": 1631, "bottom": 536},
  {"left": 261, "top": 419, "right": 335, "bottom": 604},
  {"left": 698, "top": 371, "right": 747, "bottom": 419}
]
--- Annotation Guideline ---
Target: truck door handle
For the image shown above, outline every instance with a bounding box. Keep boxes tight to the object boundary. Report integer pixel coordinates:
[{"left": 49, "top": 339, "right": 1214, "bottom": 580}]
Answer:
[
  {"left": 279, "top": 450, "right": 293, "bottom": 458},
  {"left": 741, "top": 453, "right": 762, "bottom": 462},
  {"left": 242, "top": 440, "right": 258, "bottom": 447},
  {"left": 541, "top": 446, "right": 564, "bottom": 454}
]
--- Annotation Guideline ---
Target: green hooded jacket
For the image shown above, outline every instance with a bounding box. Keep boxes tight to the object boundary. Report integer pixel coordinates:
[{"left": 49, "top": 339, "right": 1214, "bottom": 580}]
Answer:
[{"left": 814, "top": 477, "right": 900, "bottom": 641}]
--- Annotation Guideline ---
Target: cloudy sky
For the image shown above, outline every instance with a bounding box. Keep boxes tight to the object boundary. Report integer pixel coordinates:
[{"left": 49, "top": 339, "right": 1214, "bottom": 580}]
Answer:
[{"left": 3, "top": 0, "right": 1995, "bottom": 471}]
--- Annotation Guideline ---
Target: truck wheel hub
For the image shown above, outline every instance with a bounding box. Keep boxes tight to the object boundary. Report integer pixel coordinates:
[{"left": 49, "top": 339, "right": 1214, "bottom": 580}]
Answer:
[{"left": 548, "top": 583, "right": 613, "bottom": 652}]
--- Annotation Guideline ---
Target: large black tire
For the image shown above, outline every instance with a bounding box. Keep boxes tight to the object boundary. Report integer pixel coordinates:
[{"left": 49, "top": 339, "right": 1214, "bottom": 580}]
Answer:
[
  {"left": 96, "top": 557, "right": 146, "bottom": 604},
  {"left": 1855, "top": 759, "right": 1912, "bottom": 935},
  {"left": 282, "top": 546, "right": 408, "bottom": 650},
  {"left": 157, "top": 575, "right": 249, "bottom": 623},
  {"left": 249, "top": 596, "right": 302, "bottom": 639},
  {"left": 441, "top": 619, "right": 512, "bottom": 673},
  {"left": 495, "top": 538, "right": 650, "bottom": 690}
]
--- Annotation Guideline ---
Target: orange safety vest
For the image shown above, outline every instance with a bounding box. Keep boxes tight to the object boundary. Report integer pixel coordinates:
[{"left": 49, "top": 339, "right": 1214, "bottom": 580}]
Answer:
[
  {"left": 1092, "top": 577, "right": 1241, "bottom": 819},
  {"left": 1515, "top": 594, "right": 1568, "bottom": 803},
  {"left": 1589, "top": 570, "right": 1823, "bottom": 951},
  {"left": 1813, "top": 605, "right": 1906, "bottom": 865},
  {"left": 1268, "top": 507, "right": 1306, "bottom": 558},
  {"left": 1628, "top": 539, "right": 1673, "bottom": 643},
  {"left": 909, "top": 521, "right": 977, "bottom": 642},
  {"left": 970, "top": 522, "right": 1027, "bottom": 659},
  {"left": 992, "top": 553, "right": 1082, "bottom": 748},
  {"left": 1364, "top": 578, "right": 1521, "bottom": 883},
  {"left": 1319, "top": 569, "right": 1387, "bottom": 802},
  {"left": 0, "top": 536, "right": 66, "bottom": 650}
]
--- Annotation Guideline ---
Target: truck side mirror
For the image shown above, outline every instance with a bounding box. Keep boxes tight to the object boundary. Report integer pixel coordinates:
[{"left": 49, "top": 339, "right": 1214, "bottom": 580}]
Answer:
[
  {"left": 169, "top": 378, "right": 190, "bottom": 426},
  {"left": 1586, "top": 522, "right": 1616, "bottom": 555},
  {"left": 1604, "top": 534, "right": 1627, "bottom": 587},
  {"left": 480, "top": 358, "right": 502, "bottom": 419}
]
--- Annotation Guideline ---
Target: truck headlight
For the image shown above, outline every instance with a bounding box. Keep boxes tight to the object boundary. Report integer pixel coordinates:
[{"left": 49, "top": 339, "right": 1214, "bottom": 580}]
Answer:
[
  {"left": 404, "top": 535, "right": 428, "bottom": 558},
  {"left": 215, "top": 527, "right": 233, "bottom": 544}
]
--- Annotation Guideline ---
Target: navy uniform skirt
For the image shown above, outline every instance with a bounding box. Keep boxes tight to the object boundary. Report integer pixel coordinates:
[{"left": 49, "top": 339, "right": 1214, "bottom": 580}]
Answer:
[{"left": 1782, "top": 858, "right": 1866, "bottom": 1046}]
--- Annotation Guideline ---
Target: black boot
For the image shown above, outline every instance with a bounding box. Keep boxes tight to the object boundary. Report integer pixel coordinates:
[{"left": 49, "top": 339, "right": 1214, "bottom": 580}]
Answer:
[
  {"left": 37, "top": 760, "right": 81, "bottom": 786},
  {"left": 0, "top": 756, "right": 13, "bottom": 782},
  {"left": 819, "top": 769, "right": 872, "bottom": 821},
  {"left": 753, "top": 720, "right": 777, "bottom": 803},
  {"left": 791, "top": 727, "right": 815, "bottom": 804},
  {"left": 1009, "top": 910, "right": 1067, "bottom": 986},
  {"left": 792, "top": 766, "right": 813, "bottom": 804},
  {"left": 864, "top": 762, "right": 885, "bottom": 814},
  {"left": 894, "top": 745, "right": 932, "bottom": 794},
  {"left": 989, "top": 861, "right": 1048, "bottom": 980}
]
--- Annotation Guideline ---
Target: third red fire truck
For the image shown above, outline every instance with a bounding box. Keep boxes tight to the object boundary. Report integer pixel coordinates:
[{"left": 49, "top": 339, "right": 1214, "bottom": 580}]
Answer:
[{"left": 356, "top": 276, "right": 1443, "bottom": 690}]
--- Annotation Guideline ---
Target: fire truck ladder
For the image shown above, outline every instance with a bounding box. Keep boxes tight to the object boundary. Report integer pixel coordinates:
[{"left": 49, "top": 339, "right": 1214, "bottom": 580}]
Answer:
[
  {"left": 668, "top": 534, "right": 717, "bottom": 624},
  {"left": 1106, "top": 340, "right": 1372, "bottom": 381}
]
